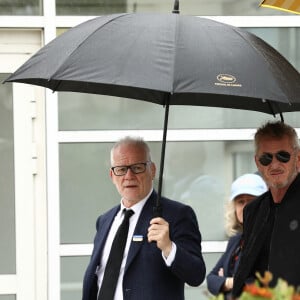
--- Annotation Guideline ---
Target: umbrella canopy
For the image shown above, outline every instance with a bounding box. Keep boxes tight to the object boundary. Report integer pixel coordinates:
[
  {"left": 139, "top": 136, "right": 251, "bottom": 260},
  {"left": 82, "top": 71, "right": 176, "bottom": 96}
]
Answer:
[
  {"left": 5, "top": 13, "right": 300, "bottom": 114},
  {"left": 5, "top": 12, "right": 300, "bottom": 215},
  {"left": 259, "top": 0, "right": 300, "bottom": 14}
]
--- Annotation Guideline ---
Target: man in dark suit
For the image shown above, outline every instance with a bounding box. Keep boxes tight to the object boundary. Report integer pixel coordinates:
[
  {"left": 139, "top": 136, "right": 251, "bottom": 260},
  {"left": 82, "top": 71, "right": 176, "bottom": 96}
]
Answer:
[
  {"left": 82, "top": 136, "right": 206, "bottom": 300},
  {"left": 232, "top": 121, "right": 300, "bottom": 297}
]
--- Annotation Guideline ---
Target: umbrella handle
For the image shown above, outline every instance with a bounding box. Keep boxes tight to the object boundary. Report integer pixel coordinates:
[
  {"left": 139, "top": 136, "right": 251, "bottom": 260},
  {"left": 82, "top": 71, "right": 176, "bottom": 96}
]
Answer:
[
  {"left": 153, "top": 96, "right": 170, "bottom": 218},
  {"left": 152, "top": 205, "right": 162, "bottom": 218}
]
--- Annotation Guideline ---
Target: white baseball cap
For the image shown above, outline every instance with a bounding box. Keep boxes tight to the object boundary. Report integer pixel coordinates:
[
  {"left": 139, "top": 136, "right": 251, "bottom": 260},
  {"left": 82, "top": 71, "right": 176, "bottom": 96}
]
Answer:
[{"left": 230, "top": 173, "right": 268, "bottom": 201}]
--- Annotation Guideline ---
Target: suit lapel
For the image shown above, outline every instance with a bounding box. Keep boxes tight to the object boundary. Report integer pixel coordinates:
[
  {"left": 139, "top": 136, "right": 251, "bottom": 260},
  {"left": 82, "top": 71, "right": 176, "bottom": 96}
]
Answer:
[
  {"left": 125, "top": 192, "right": 157, "bottom": 270},
  {"left": 91, "top": 206, "right": 120, "bottom": 266},
  {"left": 223, "top": 234, "right": 241, "bottom": 275}
]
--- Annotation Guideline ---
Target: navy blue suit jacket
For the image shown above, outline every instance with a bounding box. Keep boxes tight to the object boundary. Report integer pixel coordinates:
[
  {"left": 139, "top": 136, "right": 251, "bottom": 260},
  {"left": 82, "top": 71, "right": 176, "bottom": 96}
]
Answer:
[
  {"left": 206, "top": 234, "right": 241, "bottom": 297},
  {"left": 82, "top": 190, "right": 206, "bottom": 300}
]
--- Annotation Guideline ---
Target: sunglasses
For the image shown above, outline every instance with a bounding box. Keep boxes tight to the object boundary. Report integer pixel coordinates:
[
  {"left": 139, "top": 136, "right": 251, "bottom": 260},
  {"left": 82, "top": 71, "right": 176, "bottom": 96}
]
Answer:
[{"left": 258, "top": 151, "right": 291, "bottom": 166}]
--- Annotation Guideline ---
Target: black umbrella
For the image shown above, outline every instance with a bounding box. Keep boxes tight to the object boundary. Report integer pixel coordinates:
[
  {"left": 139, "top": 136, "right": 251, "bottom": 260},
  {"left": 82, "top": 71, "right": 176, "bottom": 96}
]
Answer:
[{"left": 4, "top": 12, "right": 300, "bottom": 216}]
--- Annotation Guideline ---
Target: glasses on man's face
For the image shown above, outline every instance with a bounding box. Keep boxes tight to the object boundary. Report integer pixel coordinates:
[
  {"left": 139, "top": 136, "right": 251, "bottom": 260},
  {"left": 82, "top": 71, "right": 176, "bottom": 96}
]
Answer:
[
  {"left": 111, "top": 162, "right": 151, "bottom": 176},
  {"left": 258, "top": 151, "right": 291, "bottom": 166}
]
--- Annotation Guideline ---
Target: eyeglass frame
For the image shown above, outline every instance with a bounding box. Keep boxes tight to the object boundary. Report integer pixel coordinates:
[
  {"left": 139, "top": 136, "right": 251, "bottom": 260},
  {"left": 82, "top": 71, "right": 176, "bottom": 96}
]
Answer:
[
  {"left": 257, "top": 150, "right": 292, "bottom": 166},
  {"left": 111, "top": 161, "right": 152, "bottom": 176}
]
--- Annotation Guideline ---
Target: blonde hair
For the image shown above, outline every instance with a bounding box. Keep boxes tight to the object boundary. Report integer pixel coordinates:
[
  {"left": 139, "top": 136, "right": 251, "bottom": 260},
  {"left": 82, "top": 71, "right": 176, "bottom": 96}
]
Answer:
[{"left": 224, "top": 201, "right": 242, "bottom": 237}]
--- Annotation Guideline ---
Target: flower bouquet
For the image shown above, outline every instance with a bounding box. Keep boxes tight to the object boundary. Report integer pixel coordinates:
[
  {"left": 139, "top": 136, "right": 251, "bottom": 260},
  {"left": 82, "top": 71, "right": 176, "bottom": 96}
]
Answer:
[
  {"left": 239, "top": 271, "right": 300, "bottom": 300},
  {"left": 210, "top": 271, "right": 300, "bottom": 300}
]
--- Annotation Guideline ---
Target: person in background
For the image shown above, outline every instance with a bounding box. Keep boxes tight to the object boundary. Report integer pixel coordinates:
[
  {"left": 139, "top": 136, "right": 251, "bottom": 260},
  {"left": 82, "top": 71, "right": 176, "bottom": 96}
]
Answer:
[
  {"left": 82, "top": 136, "right": 206, "bottom": 300},
  {"left": 206, "top": 173, "right": 267, "bottom": 299},
  {"left": 232, "top": 121, "right": 300, "bottom": 297}
]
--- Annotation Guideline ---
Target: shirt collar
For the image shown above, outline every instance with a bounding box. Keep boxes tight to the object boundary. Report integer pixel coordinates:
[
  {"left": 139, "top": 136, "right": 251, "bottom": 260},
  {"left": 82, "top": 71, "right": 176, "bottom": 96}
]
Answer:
[{"left": 120, "top": 188, "right": 153, "bottom": 216}]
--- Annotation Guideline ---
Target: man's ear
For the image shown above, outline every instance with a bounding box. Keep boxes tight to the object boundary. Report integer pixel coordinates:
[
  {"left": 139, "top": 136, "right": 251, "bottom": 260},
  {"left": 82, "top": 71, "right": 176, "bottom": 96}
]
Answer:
[{"left": 151, "top": 162, "right": 156, "bottom": 179}]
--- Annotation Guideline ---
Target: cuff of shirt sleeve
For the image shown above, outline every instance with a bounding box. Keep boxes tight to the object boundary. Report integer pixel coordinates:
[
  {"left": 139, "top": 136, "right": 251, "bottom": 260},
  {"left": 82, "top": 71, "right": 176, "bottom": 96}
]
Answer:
[{"left": 162, "top": 242, "right": 176, "bottom": 266}]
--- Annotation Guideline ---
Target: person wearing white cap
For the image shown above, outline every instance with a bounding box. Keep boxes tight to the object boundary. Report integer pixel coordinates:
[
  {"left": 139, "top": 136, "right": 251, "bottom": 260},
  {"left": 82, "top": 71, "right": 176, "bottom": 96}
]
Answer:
[{"left": 206, "top": 173, "right": 267, "bottom": 299}]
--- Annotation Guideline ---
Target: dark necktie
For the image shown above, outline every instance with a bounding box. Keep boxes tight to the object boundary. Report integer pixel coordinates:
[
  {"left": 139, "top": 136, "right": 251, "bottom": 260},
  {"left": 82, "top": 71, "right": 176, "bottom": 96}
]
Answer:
[{"left": 98, "top": 209, "right": 134, "bottom": 300}]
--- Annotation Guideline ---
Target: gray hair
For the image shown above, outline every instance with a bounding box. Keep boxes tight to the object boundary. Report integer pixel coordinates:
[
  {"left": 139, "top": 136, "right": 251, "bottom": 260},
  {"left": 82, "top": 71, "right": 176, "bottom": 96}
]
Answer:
[{"left": 110, "top": 136, "right": 152, "bottom": 165}]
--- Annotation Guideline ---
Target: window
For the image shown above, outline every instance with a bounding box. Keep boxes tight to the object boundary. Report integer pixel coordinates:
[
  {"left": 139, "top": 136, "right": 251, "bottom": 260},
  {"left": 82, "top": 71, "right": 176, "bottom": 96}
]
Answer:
[{"left": 0, "top": 74, "right": 15, "bottom": 274}]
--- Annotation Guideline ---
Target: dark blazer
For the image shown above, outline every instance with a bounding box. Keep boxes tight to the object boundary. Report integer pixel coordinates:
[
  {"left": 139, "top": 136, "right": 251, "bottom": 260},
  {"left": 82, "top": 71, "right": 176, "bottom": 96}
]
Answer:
[
  {"left": 206, "top": 233, "right": 242, "bottom": 298},
  {"left": 82, "top": 190, "right": 206, "bottom": 300},
  {"left": 232, "top": 173, "right": 300, "bottom": 297}
]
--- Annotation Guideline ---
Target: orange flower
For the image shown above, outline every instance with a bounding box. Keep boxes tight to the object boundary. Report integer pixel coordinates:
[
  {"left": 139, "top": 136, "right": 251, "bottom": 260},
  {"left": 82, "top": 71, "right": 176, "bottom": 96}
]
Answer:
[
  {"left": 292, "top": 294, "right": 300, "bottom": 300},
  {"left": 255, "top": 271, "right": 273, "bottom": 287},
  {"left": 243, "top": 284, "right": 273, "bottom": 298}
]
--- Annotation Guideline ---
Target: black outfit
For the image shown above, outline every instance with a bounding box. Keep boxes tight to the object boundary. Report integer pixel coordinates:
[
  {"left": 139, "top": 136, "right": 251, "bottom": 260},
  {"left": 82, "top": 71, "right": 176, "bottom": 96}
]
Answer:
[{"left": 232, "top": 173, "right": 300, "bottom": 297}]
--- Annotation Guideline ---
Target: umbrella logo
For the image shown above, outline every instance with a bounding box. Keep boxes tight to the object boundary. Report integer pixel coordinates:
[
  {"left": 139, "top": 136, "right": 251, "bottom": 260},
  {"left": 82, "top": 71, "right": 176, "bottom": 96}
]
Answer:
[
  {"left": 215, "top": 74, "right": 242, "bottom": 87},
  {"left": 217, "top": 74, "right": 236, "bottom": 83}
]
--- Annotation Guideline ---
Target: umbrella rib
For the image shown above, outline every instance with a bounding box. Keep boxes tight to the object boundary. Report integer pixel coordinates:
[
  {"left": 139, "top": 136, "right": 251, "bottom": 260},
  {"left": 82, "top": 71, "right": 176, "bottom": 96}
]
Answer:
[
  {"left": 266, "top": 99, "right": 285, "bottom": 122},
  {"left": 50, "top": 13, "right": 129, "bottom": 88},
  {"left": 170, "top": 14, "right": 180, "bottom": 95},
  {"left": 265, "top": 98, "right": 276, "bottom": 117}
]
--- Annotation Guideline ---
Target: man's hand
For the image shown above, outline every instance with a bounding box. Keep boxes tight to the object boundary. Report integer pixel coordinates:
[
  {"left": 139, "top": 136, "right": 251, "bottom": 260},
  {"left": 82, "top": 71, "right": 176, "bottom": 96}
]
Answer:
[{"left": 148, "top": 217, "right": 172, "bottom": 258}]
